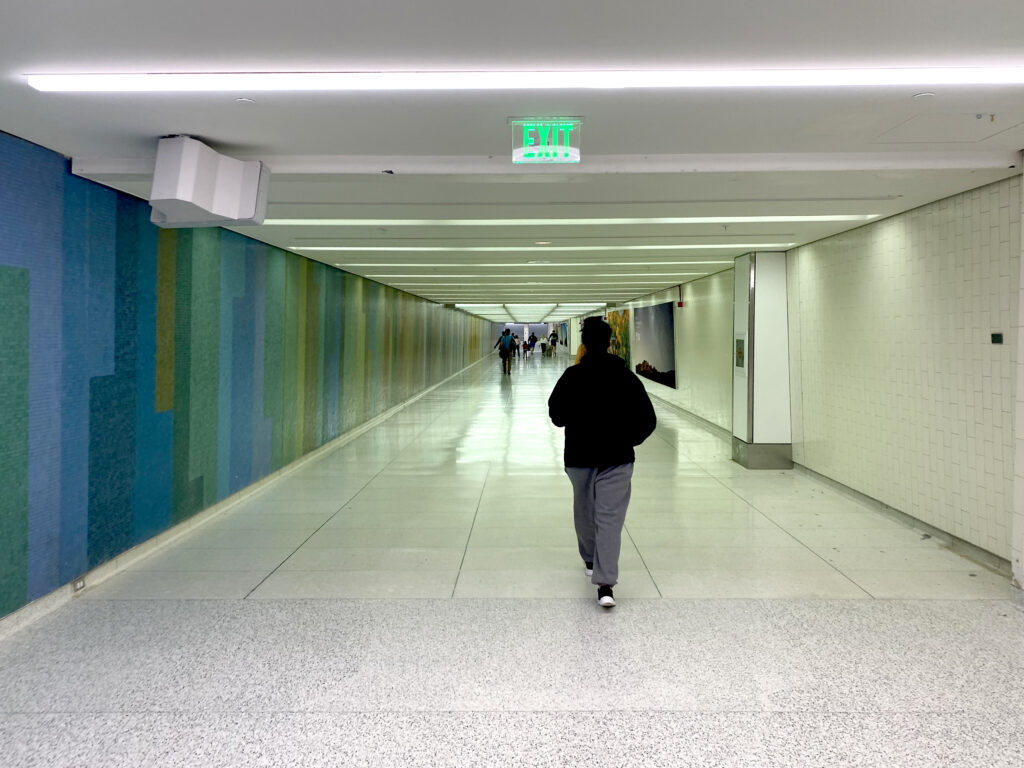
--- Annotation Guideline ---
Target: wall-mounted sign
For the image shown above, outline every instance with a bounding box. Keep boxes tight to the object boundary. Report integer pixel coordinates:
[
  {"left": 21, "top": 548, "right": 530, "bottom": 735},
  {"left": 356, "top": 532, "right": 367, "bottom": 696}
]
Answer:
[{"left": 510, "top": 118, "right": 581, "bottom": 164}]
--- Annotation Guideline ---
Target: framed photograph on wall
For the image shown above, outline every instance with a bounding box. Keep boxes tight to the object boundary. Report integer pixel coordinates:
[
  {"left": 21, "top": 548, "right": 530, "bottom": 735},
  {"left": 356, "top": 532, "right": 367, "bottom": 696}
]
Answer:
[{"left": 633, "top": 302, "right": 676, "bottom": 388}]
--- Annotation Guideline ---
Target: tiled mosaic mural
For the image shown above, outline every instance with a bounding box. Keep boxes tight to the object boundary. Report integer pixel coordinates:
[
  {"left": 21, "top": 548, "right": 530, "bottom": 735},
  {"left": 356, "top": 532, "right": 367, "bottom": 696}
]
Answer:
[{"left": 0, "top": 131, "right": 487, "bottom": 617}]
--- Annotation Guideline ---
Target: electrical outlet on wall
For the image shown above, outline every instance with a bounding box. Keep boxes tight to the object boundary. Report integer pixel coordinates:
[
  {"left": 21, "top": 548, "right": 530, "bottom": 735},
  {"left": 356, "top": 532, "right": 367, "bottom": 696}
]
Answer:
[{"left": 72, "top": 578, "right": 86, "bottom": 592}]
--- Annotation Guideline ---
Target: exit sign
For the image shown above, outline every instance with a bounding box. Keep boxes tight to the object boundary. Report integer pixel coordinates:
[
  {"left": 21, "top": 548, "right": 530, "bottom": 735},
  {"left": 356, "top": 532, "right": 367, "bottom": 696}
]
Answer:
[{"left": 511, "top": 118, "right": 581, "bottom": 164}]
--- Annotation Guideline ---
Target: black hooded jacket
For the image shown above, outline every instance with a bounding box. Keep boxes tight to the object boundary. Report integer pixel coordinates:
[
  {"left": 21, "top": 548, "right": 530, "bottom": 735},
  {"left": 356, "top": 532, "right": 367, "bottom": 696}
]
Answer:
[{"left": 548, "top": 352, "right": 657, "bottom": 468}]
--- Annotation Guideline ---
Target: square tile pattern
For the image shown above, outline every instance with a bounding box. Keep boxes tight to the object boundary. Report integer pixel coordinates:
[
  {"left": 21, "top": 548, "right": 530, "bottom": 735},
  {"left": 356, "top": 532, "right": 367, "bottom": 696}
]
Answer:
[{"left": 790, "top": 177, "right": 1021, "bottom": 561}]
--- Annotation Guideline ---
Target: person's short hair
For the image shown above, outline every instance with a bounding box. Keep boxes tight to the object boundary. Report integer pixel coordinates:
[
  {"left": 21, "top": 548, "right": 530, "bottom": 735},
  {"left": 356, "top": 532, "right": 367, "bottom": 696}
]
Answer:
[{"left": 581, "top": 317, "right": 612, "bottom": 351}]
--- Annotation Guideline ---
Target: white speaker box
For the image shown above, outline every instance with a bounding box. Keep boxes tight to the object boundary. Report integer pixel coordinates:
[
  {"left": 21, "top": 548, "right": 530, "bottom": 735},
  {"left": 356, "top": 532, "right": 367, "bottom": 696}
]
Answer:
[{"left": 149, "top": 136, "right": 270, "bottom": 228}]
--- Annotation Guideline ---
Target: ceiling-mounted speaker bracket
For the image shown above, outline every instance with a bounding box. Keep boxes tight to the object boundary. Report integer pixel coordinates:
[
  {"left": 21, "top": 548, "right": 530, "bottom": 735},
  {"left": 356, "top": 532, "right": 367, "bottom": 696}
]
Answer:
[{"left": 149, "top": 135, "right": 270, "bottom": 228}]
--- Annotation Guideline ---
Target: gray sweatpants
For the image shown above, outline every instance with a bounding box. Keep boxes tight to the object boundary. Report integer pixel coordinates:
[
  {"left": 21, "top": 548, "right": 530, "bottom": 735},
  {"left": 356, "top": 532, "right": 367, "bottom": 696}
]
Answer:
[{"left": 565, "top": 464, "right": 634, "bottom": 587}]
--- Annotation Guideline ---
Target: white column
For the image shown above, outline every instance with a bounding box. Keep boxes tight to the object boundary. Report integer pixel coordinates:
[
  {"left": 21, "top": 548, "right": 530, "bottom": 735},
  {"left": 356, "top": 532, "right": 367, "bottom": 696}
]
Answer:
[
  {"left": 732, "top": 251, "right": 793, "bottom": 469},
  {"left": 1013, "top": 164, "right": 1024, "bottom": 603}
]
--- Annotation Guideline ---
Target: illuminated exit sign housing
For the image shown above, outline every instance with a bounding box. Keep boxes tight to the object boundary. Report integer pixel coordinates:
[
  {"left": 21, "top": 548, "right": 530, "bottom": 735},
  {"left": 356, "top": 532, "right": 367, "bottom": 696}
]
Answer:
[{"left": 510, "top": 118, "right": 582, "bottom": 164}]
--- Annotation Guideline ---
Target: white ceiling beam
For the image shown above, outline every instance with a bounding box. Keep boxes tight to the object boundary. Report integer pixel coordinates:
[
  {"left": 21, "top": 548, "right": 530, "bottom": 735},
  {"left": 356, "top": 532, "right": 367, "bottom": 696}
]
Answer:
[{"left": 71, "top": 150, "right": 1021, "bottom": 181}]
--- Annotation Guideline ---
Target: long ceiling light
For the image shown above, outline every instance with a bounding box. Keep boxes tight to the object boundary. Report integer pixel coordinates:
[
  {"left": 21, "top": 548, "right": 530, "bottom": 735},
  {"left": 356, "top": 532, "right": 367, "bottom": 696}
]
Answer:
[
  {"left": 457, "top": 304, "right": 604, "bottom": 309},
  {"left": 423, "top": 290, "right": 640, "bottom": 295},
  {"left": 276, "top": 216, "right": 873, "bottom": 226},
  {"left": 337, "top": 261, "right": 735, "bottom": 267},
  {"left": 27, "top": 68, "right": 1024, "bottom": 92},
  {"left": 389, "top": 282, "right": 685, "bottom": 287},
  {"left": 298, "top": 244, "right": 795, "bottom": 252},
  {"left": 366, "top": 273, "right": 707, "bottom": 279}
]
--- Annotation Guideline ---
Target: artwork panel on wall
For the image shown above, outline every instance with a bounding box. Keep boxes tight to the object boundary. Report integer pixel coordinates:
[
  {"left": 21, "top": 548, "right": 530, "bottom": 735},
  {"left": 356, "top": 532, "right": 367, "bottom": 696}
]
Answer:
[
  {"left": 131, "top": 198, "right": 174, "bottom": 546},
  {"left": 0, "top": 128, "right": 490, "bottom": 620},
  {"left": 633, "top": 302, "right": 676, "bottom": 388},
  {"left": 607, "top": 310, "right": 631, "bottom": 365},
  {"left": 0, "top": 267, "right": 30, "bottom": 615}
]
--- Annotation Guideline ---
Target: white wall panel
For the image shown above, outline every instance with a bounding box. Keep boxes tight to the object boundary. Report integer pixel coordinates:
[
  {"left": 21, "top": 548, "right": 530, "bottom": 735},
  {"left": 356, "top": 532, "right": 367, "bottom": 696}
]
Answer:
[
  {"left": 733, "top": 256, "right": 751, "bottom": 440},
  {"left": 752, "top": 252, "right": 792, "bottom": 444},
  {"left": 627, "top": 271, "right": 735, "bottom": 431},
  {"left": 677, "top": 271, "right": 735, "bottom": 430},
  {"left": 1013, "top": 170, "right": 1024, "bottom": 588},
  {"left": 789, "top": 176, "right": 1020, "bottom": 558}
]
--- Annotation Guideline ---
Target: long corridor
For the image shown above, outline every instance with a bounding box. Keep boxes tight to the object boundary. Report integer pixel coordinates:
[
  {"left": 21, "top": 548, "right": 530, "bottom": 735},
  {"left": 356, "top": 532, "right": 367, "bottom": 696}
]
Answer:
[{"left": 1, "top": 351, "right": 1023, "bottom": 766}]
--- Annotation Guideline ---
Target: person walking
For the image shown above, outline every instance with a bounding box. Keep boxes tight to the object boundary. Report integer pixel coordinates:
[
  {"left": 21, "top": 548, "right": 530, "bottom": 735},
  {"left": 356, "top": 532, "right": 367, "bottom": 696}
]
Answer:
[
  {"left": 548, "top": 317, "right": 656, "bottom": 607},
  {"left": 493, "top": 328, "right": 514, "bottom": 375}
]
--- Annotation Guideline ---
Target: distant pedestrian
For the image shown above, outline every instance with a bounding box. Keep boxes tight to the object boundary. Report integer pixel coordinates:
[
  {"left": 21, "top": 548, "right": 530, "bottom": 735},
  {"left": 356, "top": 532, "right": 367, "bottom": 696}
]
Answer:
[
  {"left": 494, "top": 328, "right": 514, "bottom": 375},
  {"left": 548, "top": 317, "right": 656, "bottom": 608}
]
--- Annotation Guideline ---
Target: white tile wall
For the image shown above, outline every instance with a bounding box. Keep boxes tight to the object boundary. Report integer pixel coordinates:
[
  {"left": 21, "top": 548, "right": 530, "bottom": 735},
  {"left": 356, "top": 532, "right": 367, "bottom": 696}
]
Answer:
[{"left": 789, "top": 176, "right": 1021, "bottom": 559}]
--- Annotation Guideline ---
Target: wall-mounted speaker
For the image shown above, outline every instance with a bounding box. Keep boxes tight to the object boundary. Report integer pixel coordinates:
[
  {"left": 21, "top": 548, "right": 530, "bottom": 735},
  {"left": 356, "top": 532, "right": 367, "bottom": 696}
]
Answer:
[{"left": 149, "top": 136, "right": 269, "bottom": 228}]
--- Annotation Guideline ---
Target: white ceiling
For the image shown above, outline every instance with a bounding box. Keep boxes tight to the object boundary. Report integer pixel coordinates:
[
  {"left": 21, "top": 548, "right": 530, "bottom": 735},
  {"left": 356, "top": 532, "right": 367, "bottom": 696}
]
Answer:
[{"left": 4, "top": 1, "right": 1024, "bottom": 321}]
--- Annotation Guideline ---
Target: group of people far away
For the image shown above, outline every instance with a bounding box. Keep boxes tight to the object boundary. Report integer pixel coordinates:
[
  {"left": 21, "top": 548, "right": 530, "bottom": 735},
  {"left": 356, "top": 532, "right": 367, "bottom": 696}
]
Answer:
[{"left": 494, "top": 328, "right": 566, "bottom": 372}]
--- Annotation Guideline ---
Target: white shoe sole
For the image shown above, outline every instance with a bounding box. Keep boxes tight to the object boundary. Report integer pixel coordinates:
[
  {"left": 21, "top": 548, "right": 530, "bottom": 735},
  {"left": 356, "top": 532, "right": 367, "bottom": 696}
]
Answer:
[{"left": 598, "top": 596, "right": 615, "bottom": 607}]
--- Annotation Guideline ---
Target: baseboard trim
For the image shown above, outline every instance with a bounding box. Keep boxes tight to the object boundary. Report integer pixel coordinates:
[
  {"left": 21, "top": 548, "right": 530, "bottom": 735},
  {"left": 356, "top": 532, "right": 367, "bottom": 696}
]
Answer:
[
  {"left": 610, "top": 390, "right": 1014, "bottom": 587},
  {"left": 645, "top": 390, "right": 733, "bottom": 442},
  {"left": 793, "top": 464, "right": 1013, "bottom": 580},
  {"left": 732, "top": 438, "right": 794, "bottom": 470}
]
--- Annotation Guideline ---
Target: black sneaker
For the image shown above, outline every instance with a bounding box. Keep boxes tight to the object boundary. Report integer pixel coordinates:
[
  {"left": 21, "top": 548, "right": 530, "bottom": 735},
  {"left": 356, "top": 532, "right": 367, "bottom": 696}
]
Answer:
[
  {"left": 597, "top": 585, "right": 615, "bottom": 608},
  {"left": 584, "top": 561, "right": 594, "bottom": 576}
]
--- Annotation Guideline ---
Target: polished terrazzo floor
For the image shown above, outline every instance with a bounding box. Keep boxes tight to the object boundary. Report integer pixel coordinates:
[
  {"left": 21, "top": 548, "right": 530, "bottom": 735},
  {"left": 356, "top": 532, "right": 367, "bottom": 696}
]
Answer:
[{"left": 2, "top": 351, "right": 1022, "bottom": 766}]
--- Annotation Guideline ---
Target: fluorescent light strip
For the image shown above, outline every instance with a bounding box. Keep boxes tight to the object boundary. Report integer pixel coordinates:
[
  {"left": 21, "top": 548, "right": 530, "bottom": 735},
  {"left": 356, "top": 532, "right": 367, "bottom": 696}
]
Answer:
[
  {"left": 455, "top": 304, "right": 606, "bottom": 309},
  {"left": 424, "top": 291, "right": 639, "bottom": 295},
  {"left": 458, "top": 309, "right": 606, "bottom": 313},
  {"left": 422, "top": 289, "right": 640, "bottom": 293},
  {"left": 371, "top": 273, "right": 706, "bottom": 279},
  {"left": 422, "top": 295, "right": 641, "bottom": 299},
  {"left": 391, "top": 282, "right": 681, "bottom": 287},
  {"left": 278, "top": 216, "right": 872, "bottom": 226},
  {"left": 302, "top": 244, "right": 794, "bottom": 252},
  {"left": 27, "top": 68, "right": 1024, "bottom": 92},
  {"left": 338, "top": 261, "right": 734, "bottom": 267}
]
